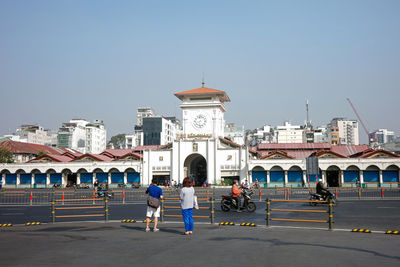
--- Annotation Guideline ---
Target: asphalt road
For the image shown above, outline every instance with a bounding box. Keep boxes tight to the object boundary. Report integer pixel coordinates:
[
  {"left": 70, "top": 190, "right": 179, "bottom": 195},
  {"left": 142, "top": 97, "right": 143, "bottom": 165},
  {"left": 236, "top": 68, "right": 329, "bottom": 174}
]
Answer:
[
  {"left": 1, "top": 222, "right": 399, "bottom": 267},
  {"left": 1, "top": 200, "right": 400, "bottom": 231}
]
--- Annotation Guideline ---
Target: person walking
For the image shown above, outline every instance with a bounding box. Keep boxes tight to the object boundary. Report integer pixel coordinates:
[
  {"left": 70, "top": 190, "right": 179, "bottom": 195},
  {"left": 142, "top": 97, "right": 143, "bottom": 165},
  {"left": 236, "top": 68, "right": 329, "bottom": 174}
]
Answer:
[
  {"left": 145, "top": 178, "right": 163, "bottom": 232},
  {"left": 180, "top": 177, "right": 195, "bottom": 235}
]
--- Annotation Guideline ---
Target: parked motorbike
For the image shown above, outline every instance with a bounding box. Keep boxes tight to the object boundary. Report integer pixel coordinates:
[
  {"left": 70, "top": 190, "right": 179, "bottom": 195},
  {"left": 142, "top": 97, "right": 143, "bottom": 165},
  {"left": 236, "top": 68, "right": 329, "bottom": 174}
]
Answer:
[
  {"left": 221, "top": 188, "right": 256, "bottom": 212},
  {"left": 309, "top": 190, "right": 337, "bottom": 206}
]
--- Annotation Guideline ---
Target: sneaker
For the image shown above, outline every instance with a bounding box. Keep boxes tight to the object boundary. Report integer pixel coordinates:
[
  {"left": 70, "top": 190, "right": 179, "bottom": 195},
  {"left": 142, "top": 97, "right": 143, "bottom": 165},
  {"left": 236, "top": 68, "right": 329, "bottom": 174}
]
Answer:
[
  {"left": 145, "top": 228, "right": 150, "bottom": 232},
  {"left": 153, "top": 228, "right": 159, "bottom": 232}
]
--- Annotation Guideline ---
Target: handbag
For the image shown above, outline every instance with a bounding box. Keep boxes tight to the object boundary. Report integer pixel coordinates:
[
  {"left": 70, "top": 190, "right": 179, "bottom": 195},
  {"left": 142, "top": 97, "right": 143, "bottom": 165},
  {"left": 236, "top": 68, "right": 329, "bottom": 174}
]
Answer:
[
  {"left": 193, "top": 195, "right": 199, "bottom": 210},
  {"left": 147, "top": 195, "right": 160, "bottom": 209}
]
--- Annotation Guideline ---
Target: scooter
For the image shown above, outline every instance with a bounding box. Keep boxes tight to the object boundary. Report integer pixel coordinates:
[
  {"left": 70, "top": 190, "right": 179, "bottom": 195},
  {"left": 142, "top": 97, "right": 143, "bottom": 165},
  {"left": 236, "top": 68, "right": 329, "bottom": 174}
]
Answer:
[
  {"left": 309, "top": 190, "right": 336, "bottom": 206},
  {"left": 221, "top": 188, "right": 256, "bottom": 212}
]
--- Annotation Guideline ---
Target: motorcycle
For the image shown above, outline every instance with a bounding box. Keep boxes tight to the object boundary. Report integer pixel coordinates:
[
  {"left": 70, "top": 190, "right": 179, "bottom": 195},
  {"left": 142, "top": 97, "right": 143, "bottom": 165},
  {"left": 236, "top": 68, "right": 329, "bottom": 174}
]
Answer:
[
  {"left": 97, "top": 186, "right": 114, "bottom": 199},
  {"left": 221, "top": 188, "right": 256, "bottom": 212},
  {"left": 309, "top": 190, "right": 337, "bottom": 206}
]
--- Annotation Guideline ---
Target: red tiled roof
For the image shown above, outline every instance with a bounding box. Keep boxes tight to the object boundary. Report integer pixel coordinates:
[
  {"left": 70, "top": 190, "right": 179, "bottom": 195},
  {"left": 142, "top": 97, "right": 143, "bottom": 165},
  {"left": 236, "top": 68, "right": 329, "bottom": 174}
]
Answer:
[
  {"left": 174, "top": 87, "right": 230, "bottom": 102},
  {"left": 115, "top": 152, "right": 142, "bottom": 160},
  {"left": 330, "top": 145, "right": 369, "bottom": 157},
  {"left": 0, "top": 140, "right": 62, "bottom": 155},
  {"left": 219, "top": 137, "right": 241, "bottom": 148},
  {"left": 28, "top": 154, "right": 74, "bottom": 163},
  {"left": 102, "top": 149, "right": 134, "bottom": 158},
  {"left": 72, "top": 154, "right": 114, "bottom": 162},
  {"left": 258, "top": 143, "right": 331, "bottom": 150},
  {"left": 358, "top": 149, "right": 400, "bottom": 158}
]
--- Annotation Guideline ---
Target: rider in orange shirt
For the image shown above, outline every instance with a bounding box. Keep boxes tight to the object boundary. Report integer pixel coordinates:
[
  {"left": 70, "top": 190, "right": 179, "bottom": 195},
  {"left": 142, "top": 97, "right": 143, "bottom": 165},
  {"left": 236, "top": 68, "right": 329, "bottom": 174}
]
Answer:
[{"left": 232, "top": 180, "right": 243, "bottom": 212}]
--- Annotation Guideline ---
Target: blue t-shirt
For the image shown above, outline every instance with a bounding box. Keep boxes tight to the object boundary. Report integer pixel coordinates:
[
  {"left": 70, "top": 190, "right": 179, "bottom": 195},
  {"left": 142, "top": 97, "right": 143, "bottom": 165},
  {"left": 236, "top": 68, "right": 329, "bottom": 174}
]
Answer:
[{"left": 146, "top": 185, "right": 163, "bottom": 199}]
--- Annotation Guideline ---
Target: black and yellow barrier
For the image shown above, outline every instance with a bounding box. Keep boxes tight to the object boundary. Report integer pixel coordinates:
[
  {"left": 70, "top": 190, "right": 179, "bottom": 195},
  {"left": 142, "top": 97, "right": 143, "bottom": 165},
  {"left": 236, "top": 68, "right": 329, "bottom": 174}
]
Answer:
[
  {"left": 25, "top": 222, "right": 41, "bottom": 226},
  {"left": 161, "top": 197, "right": 215, "bottom": 224},
  {"left": 266, "top": 198, "right": 334, "bottom": 230},
  {"left": 51, "top": 197, "right": 109, "bottom": 223},
  {"left": 219, "top": 222, "right": 235, "bottom": 226},
  {"left": 240, "top": 222, "right": 256, "bottom": 227},
  {"left": 1, "top": 223, "right": 13, "bottom": 227},
  {"left": 121, "top": 219, "right": 136, "bottom": 223},
  {"left": 352, "top": 228, "right": 371, "bottom": 233},
  {"left": 142, "top": 219, "right": 154, "bottom": 223},
  {"left": 385, "top": 230, "right": 399, "bottom": 235}
]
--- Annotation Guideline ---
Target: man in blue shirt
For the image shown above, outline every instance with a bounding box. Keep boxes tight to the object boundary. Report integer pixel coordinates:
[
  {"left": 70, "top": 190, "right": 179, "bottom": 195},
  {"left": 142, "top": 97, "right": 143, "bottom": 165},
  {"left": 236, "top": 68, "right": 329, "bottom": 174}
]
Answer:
[{"left": 145, "top": 178, "right": 163, "bottom": 232}]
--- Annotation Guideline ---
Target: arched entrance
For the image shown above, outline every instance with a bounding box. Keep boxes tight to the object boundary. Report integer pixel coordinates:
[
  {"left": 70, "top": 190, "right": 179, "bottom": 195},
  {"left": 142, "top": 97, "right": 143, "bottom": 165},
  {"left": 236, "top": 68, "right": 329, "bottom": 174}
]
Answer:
[
  {"left": 184, "top": 154, "right": 207, "bottom": 186},
  {"left": 326, "top": 165, "right": 340, "bottom": 187}
]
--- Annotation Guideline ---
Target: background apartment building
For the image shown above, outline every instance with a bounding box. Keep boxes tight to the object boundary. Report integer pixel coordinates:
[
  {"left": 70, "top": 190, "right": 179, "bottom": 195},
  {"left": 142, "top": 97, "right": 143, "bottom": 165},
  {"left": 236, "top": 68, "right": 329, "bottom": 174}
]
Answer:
[
  {"left": 329, "top": 118, "right": 359, "bottom": 145},
  {"left": 275, "top": 121, "right": 306, "bottom": 144},
  {"left": 57, "top": 119, "right": 106, "bottom": 154},
  {"left": 224, "top": 123, "right": 245, "bottom": 145}
]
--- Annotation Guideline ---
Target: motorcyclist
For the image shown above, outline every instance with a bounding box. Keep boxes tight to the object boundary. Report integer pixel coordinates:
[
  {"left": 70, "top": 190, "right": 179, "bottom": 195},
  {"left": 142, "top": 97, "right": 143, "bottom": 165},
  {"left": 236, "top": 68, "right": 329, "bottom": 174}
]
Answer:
[
  {"left": 316, "top": 179, "right": 330, "bottom": 200},
  {"left": 232, "top": 180, "right": 243, "bottom": 212}
]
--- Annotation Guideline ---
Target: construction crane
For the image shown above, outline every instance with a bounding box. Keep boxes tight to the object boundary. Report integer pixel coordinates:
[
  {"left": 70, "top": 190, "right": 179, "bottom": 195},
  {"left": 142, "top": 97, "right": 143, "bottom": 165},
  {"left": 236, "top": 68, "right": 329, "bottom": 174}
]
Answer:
[{"left": 346, "top": 98, "right": 375, "bottom": 146}]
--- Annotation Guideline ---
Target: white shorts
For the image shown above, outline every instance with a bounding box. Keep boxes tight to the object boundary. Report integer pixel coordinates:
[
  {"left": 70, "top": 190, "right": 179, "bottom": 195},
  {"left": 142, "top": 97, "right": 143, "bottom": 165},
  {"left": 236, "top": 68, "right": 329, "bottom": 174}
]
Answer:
[{"left": 146, "top": 205, "right": 161, "bottom": 218}]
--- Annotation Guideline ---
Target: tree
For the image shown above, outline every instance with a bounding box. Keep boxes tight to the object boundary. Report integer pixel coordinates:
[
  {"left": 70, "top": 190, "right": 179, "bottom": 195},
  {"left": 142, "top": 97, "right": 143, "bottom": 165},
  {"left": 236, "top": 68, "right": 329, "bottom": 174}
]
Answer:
[
  {"left": 0, "top": 147, "right": 14, "bottom": 163},
  {"left": 108, "top": 134, "right": 126, "bottom": 149}
]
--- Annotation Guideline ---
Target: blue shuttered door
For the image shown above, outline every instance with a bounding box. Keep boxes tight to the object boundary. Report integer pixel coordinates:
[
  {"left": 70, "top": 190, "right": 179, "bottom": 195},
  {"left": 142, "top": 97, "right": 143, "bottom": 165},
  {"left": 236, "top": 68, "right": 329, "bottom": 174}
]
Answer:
[
  {"left": 35, "top": 174, "right": 47, "bottom": 184},
  {"left": 252, "top": 171, "right": 266, "bottom": 182},
  {"left": 363, "top": 171, "right": 379, "bottom": 182},
  {"left": 20, "top": 174, "right": 32, "bottom": 184},
  {"left": 6, "top": 174, "right": 17, "bottom": 184},
  {"left": 382, "top": 171, "right": 399, "bottom": 182},
  {"left": 111, "top": 173, "right": 124, "bottom": 184},
  {"left": 50, "top": 173, "right": 62, "bottom": 184},
  {"left": 270, "top": 171, "right": 284, "bottom": 182},
  {"left": 344, "top": 171, "right": 359, "bottom": 182},
  {"left": 288, "top": 171, "right": 302, "bottom": 182},
  {"left": 127, "top": 172, "right": 140, "bottom": 183},
  {"left": 96, "top": 173, "right": 108, "bottom": 183},
  {"left": 80, "top": 173, "right": 93, "bottom": 183}
]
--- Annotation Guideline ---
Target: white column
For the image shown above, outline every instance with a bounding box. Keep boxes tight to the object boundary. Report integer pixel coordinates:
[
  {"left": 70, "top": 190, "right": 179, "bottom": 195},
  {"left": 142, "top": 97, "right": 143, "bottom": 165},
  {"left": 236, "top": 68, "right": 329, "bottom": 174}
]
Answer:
[
  {"left": 322, "top": 170, "right": 327, "bottom": 184},
  {"left": 46, "top": 173, "right": 50, "bottom": 186},
  {"left": 284, "top": 171, "right": 288, "bottom": 185},
  {"left": 77, "top": 173, "right": 81, "bottom": 185},
  {"left": 17, "top": 173, "right": 21, "bottom": 187},
  {"left": 124, "top": 172, "right": 127, "bottom": 185},
  {"left": 1, "top": 173, "right": 5, "bottom": 186},
  {"left": 379, "top": 170, "right": 383, "bottom": 187},
  {"left": 108, "top": 172, "right": 111, "bottom": 185},
  {"left": 340, "top": 170, "right": 344, "bottom": 187},
  {"left": 359, "top": 170, "right": 364, "bottom": 184},
  {"left": 303, "top": 171, "right": 307, "bottom": 186},
  {"left": 266, "top": 170, "right": 270, "bottom": 184}
]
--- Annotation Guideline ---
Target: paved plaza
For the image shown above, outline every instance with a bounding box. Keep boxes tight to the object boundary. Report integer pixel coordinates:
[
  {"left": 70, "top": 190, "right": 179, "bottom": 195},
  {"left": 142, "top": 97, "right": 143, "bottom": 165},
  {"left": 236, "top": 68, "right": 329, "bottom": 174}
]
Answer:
[{"left": 1, "top": 221, "right": 399, "bottom": 267}]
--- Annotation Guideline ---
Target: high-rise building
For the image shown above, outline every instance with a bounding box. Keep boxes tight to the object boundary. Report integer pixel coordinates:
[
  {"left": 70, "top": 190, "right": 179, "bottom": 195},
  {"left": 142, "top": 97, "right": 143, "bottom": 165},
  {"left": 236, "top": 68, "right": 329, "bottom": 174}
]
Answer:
[
  {"left": 15, "top": 125, "right": 55, "bottom": 146},
  {"left": 275, "top": 121, "right": 305, "bottom": 143},
  {"left": 371, "top": 129, "right": 395, "bottom": 145},
  {"left": 142, "top": 116, "right": 180, "bottom": 145},
  {"left": 57, "top": 119, "right": 106, "bottom": 153},
  {"left": 329, "top": 118, "right": 359, "bottom": 145}
]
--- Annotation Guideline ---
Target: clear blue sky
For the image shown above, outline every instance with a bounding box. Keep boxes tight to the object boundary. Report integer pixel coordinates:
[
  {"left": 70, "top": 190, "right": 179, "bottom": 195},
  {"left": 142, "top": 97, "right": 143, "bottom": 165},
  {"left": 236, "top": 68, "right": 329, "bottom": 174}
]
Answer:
[{"left": 1, "top": 0, "right": 399, "bottom": 144}]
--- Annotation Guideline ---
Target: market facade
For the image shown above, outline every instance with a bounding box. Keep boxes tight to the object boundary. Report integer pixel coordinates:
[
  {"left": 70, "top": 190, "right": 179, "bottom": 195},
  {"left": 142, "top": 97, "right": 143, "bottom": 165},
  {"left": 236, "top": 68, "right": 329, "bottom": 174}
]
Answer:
[{"left": 1, "top": 87, "right": 399, "bottom": 188}]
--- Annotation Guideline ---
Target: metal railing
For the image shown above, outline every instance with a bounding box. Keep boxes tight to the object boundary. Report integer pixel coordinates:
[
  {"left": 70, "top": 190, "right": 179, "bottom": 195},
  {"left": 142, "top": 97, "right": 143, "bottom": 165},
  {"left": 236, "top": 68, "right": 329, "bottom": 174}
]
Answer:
[
  {"left": 0, "top": 187, "right": 399, "bottom": 205},
  {"left": 265, "top": 198, "right": 334, "bottom": 230}
]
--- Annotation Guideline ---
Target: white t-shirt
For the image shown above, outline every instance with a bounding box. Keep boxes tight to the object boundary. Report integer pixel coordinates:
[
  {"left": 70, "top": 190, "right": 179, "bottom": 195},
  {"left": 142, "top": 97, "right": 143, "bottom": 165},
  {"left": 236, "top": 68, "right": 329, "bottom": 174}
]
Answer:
[{"left": 180, "top": 187, "right": 195, "bottom": 209}]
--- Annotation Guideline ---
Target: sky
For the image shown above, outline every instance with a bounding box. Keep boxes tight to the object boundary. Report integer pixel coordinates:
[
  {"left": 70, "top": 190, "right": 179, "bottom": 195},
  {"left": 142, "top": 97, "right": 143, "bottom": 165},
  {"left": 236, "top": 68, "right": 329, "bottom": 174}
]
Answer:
[{"left": 1, "top": 0, "right": 399, "bottom": 145}]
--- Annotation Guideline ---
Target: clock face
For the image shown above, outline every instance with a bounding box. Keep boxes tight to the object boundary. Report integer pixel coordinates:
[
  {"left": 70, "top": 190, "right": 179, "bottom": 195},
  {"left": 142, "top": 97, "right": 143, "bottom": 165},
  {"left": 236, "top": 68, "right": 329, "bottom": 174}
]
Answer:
[{"left": 193, "top": 114, "right": 207, "bottom": 128}]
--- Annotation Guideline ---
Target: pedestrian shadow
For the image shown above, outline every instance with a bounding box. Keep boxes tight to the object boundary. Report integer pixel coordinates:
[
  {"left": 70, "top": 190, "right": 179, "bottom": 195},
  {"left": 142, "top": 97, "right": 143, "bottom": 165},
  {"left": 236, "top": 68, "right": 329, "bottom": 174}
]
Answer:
[{"left": 120, "top": 224, "right": 183, "bottom": 235}]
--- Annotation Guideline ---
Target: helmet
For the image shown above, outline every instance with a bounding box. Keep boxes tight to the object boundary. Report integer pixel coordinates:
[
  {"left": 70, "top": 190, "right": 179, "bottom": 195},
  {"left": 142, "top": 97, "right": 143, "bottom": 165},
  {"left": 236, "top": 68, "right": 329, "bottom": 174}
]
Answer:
[
  {"left": 234, "top": 180, "right": 238, "bottom": 184},
  {"left": 318, "top": 178, "right": 322, "bottom": 182}
]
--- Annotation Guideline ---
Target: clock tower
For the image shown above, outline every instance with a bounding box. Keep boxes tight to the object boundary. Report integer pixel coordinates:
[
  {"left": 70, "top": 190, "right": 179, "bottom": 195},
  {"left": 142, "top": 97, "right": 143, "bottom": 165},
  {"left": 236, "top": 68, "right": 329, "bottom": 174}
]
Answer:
[{"left": 174, "top": 86, "right": 230, "bottom": 138}]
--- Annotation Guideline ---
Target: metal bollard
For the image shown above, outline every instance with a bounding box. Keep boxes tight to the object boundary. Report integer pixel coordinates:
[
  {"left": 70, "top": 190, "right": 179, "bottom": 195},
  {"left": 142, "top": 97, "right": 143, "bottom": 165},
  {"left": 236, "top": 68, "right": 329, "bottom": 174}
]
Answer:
[
  {"left": 259, "top": 188, "right": 262, "bottom": 202},
  {"left": 51, "top": 195, "right": 55, "bottom": 223},
  {"left": 358, "top": 188, "right": 361, "bottom": 200},
  {"left": 210, "top": 197, "right": 214, "bottom": 224},
  {"left": 265, "top": 198, "right": 270, "bottom": 227},
  {"left": 123, "top": 188, "right": 125, "bottom": 204},
  {"left": 30, "top": 190, "right": 33, "bottom": 206},
  {"left": 160, "top": 199, "right": 164, "bottom": 222},
  {"left": 328, "top": 199, "right": 333, "bottom": 230},
  {"left": 104, "top": 198, "right": 109, "bottom": 222}
]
